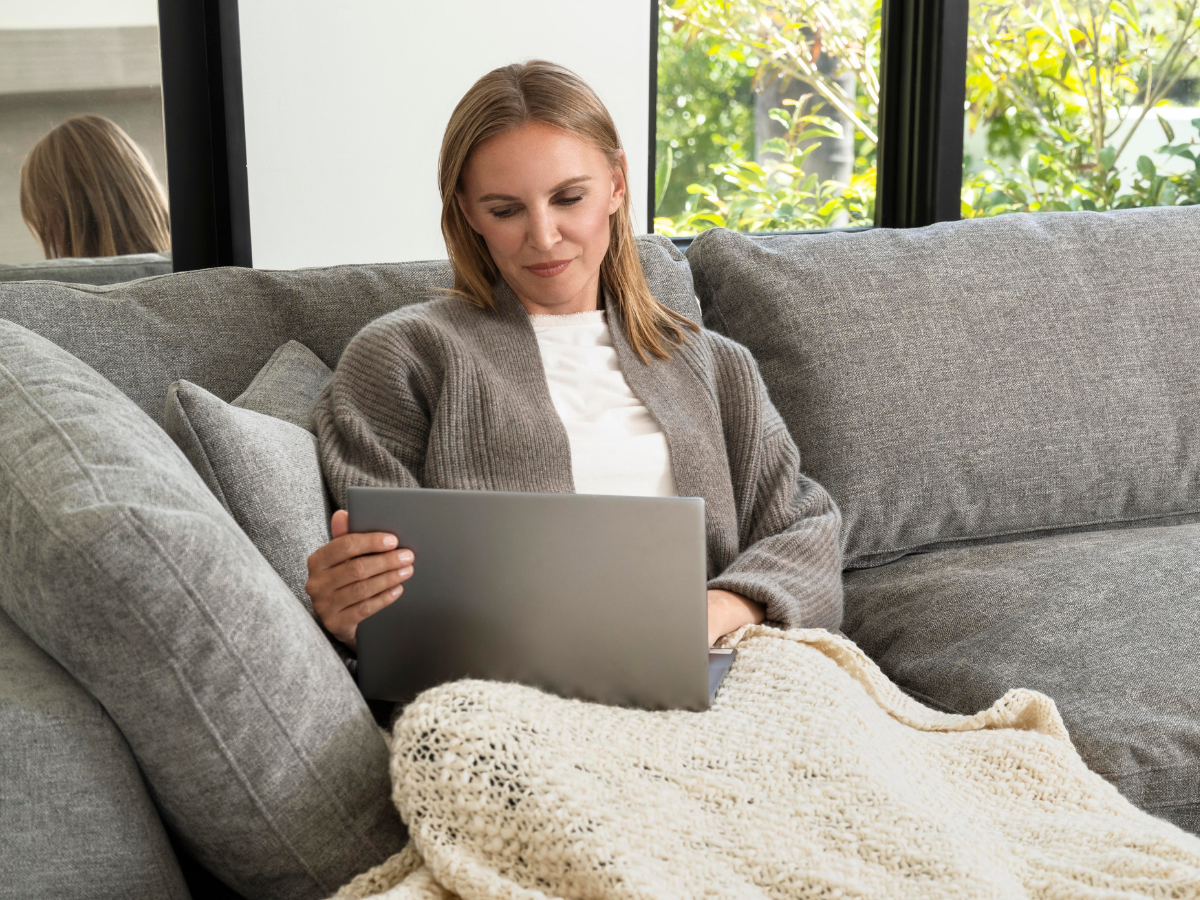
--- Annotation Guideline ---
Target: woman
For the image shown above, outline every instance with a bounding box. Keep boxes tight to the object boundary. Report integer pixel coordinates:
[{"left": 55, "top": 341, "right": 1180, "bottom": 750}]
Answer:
[
  {"left": 306, "top": 60, "right": 843, "bottom": 652},
  {"left": 20, "top": 113, "right": 170, "bottom": 259}
]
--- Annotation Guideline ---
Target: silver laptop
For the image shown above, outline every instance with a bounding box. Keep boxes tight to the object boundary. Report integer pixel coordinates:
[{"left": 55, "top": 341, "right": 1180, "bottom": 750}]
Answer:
[{"left": 349, "top": 487, "right": 736, "bottom": 711}]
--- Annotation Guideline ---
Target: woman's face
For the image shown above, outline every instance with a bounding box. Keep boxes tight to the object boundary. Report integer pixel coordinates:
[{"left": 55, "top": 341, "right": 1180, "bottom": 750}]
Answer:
[{"left": 457, "top": 121, "right": 626, "bottom": 316}]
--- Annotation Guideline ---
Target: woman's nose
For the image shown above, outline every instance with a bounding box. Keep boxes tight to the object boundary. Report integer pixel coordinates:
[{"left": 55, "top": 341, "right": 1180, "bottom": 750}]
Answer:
[{"left": 526, "top": 207, "right": 560, "bottom": 251}]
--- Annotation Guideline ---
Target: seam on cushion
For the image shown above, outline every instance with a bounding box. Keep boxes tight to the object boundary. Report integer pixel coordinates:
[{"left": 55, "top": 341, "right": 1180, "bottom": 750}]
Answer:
[
  {"left": 0, "top": 370, "right": 388, "bottom": 881},
  {"left": 169, "top": 385, "right": 231, "bottom": 512},
  {"left": 1096, "top": 760, "right": 1200, "bottom": 780},
  {"left": 849, "top": 505, "right": 1200, "bottom": 569},
  {"left": 0, "top": 357, "right": 108, "bottom": 508}
]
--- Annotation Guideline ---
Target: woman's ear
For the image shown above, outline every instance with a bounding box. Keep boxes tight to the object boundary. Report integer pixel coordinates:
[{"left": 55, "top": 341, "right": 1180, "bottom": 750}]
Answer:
[{"left": 608, "top": 150, "right": 627, "bottom": 215}]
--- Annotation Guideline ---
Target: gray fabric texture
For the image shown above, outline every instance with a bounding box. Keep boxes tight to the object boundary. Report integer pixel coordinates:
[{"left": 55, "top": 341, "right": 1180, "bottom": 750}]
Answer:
[
  {"left": 232, "top": 339, "right": 333, "bottom": 432},
  {"left": 0, "top": 252, "right": 172, "bottom": 285},
  {"left": 0, "top": 236, "right": 697, "bottom": 427},
  {"left": 0, "top": 319, "right": 406, "bottom": 899},
  {"left": 688, "top": 207, "right": 1200, "bottom": 568},
  {"left": 0, "top": 607, "right": 189, "bottom": 900},
  {"left": 842, "top": 524, "right": 1200, "bottom": 835},
  {"left": 314, "top": 281, "right": 844, "bottom": 631},
  {"left": 164, "top": 379, "right": 332, "bottom": 611}
]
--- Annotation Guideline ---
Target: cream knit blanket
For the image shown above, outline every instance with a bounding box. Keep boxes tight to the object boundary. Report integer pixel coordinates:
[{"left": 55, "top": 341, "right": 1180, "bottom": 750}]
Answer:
[{"left": 333, "top": 627, "right": 1200, "bottom": 899}]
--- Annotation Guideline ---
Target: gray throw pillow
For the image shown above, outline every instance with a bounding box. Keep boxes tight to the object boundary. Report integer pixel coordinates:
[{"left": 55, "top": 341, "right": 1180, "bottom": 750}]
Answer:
[
  {"left": 0, "top": 319, "right": 405, "bottom": 899},
  {"left": 164, "top": 379, "right": 331, "bottom": 612},
  {"left": 232, "top": 339, "right": 332, "bottom": 431}
]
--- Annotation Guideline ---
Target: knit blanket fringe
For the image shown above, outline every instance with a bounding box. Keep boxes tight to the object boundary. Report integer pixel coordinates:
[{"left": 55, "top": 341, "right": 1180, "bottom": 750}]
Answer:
[{"left": 330, "top": 626, "right": 1200, "bottom": 899}]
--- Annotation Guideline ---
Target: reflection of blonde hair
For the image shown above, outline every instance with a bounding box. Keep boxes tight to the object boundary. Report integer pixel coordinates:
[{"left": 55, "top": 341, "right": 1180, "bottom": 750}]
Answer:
[
  {"left": 20, "top": 114, "right": 170, "bottom": 259},
  {"left": 439, "top": 60, "right": 697, "bottom": 362}
]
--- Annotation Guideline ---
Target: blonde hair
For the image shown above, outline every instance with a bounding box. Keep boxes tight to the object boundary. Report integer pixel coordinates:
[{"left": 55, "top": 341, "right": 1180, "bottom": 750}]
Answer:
[
  {"left": 439, "top": 60, "right": 698, "bottom": 362},
  {"left": 20, "top": 114, "right": 170, "bottom": 259}
]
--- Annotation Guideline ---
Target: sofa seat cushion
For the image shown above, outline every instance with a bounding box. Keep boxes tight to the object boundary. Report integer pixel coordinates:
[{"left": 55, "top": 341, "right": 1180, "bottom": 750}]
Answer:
[
  {"left": 0, "top": 319, "right": 405, "bottom": 899},
  {"left": 688, "top": 207, "right": 1200, "bottom": 567},
  {"left": 0, "top": 607, "right": 188, "bottom": 900},
  {"left": 842, "top": 522, "right": 1200, "bottom": 833}
]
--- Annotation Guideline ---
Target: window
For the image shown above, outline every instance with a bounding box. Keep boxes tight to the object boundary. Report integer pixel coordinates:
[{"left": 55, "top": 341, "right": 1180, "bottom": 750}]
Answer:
[
  {"left": 963, "top": 0, "right": 1200, "bottom": 216},
  {"left": 654, "top": 0, "right": 882, "bottom": 236}
]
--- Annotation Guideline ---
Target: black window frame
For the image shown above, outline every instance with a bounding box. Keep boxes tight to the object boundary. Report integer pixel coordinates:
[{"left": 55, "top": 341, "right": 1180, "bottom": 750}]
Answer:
[{"left": 161, "top": 0, "right": 970, "bottom": 267}]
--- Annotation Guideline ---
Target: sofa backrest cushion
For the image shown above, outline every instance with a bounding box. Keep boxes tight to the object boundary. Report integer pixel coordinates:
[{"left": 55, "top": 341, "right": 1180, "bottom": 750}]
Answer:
[
  {"left": 688, "top": 207, "right": 1200, "bottom": 568},
  {"left": 0, "top": 236, "right": 697, "bottom": 426},
  {"left": 231, "top": 339, "right": 332, "bottom": 432}
]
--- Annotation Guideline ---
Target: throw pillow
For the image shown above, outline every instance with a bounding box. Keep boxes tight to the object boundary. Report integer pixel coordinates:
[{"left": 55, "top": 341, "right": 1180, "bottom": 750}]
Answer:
[
  {"left": 0, "top": 319, "right": 405, "bottom": 899},
  {"left": 232, "top": 339, "right": 332, "bottom": 432},
  {"left": 163, "top": 379, "right": 331, "bottom": 612}
]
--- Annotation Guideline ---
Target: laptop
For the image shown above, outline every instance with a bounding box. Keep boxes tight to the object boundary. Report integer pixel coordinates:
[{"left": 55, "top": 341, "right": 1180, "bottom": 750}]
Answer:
[{"left": 349, "top": 487, "right": 736, "bottom": 711}]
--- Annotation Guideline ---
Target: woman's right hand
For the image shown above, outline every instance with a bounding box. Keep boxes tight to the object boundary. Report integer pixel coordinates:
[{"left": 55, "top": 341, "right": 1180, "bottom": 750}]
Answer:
[{"left": 306, "top": 509, "right": 415, "bottom": 650}]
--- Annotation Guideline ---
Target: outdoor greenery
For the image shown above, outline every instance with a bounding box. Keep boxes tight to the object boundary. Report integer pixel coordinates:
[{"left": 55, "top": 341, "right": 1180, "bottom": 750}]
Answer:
[{"left": 655, "top": 0, "right": 1200, "bottom": 235}]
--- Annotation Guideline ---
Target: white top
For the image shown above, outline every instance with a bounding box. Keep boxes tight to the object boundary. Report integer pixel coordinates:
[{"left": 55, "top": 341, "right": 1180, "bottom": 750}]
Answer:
[{"left": 529, "top": 310, "right": 678, "bottom": 497}]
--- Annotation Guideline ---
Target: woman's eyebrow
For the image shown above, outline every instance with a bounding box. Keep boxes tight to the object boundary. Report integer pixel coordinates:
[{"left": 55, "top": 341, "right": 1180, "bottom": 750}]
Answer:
[{"left": 477, "top": 175, "right": 592, "bottom": 203}]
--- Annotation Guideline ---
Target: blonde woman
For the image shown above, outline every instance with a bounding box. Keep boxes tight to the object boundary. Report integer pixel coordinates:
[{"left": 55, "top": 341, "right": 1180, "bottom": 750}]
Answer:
[
  {"left": 20, "top": 114, "right": 170, "bottom": 259},
  {"left": 306, "top": 60, "right": 843, "bottom": 652}
]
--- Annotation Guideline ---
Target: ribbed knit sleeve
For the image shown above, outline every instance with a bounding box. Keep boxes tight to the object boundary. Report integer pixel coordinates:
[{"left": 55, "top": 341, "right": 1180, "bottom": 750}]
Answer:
[
  {"left": 705, "top": 341, "right": 844, "bottom": 631},
  {"left": 312, "top": 313, "right": 432, "bottom": 510}
]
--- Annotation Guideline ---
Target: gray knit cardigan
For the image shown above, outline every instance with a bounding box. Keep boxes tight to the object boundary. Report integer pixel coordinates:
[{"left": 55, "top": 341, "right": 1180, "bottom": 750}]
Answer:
[{"left": 313, "top": 282, "right": 844, "bottom": 631}]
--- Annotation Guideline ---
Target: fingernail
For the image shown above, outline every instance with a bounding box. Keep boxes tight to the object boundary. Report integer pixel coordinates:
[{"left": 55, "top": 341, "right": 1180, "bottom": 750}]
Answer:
[
  {"left": 383, "top": 535, "right": 398, "bottom": 548},
  {"left": 399, "top": 550, "right": 413, "bottom": 563}
]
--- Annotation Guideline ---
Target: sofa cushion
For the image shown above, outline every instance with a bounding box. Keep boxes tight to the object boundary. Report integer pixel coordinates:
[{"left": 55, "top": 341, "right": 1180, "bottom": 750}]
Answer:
[
  {"left": 0, "top": 319, "right": 405, "bottom": 899},
  {"left": 0, "top": 607, "right": 189, "bottom": 900},
  {"left": 842, "top": 523, "right": 1200, "bottom": 834},
  {"left": 164, "top": 378, "right": 331, "bottom": 610},
  {"left": 0, "top": 236, "right": 697, "bottom": 427},
  {"left": 688, "top": 207, "right": 1200, "bottom": 567},
  {"left": 231, "top": 339, "right": 332, "bottom": 431}
]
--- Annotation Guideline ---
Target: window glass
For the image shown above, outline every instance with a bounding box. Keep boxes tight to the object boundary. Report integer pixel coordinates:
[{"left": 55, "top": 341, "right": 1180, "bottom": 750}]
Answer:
[
  {"left": 655, "top": 0, "right": 881, "bottom": 237},
  {"left": 963, "top": 0, "right": 1200, "bottom": 217},
  {"left": 0, "top": 1, "right": 169, "bottom": 272}
]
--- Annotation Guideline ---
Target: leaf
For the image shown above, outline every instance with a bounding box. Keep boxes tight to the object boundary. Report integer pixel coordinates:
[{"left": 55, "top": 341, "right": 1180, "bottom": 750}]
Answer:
[
  {"left": 1137, "top": 155, "right": 1156, "bottom": 179},
  {"left": 1098, "top": 146, "right": 1117, "bottom": 170},
  {"left": 1158, "top": 113, "right": 1176, "bottom": 144}
]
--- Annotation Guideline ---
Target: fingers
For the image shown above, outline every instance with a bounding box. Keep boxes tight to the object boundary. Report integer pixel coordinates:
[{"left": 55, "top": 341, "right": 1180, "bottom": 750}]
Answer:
[
  {"left": 330, "top": 509, "right": 349, "bottom": 539},
  {"left": 308, "top": 531, "right": 400, "bottom": 575},
  {"left": 323, "top": 582, "right": 408, "bottom": 649}
]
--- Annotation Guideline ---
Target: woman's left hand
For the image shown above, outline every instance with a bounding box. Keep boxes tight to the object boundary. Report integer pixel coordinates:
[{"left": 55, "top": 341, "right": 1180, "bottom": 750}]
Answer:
[{"left": 707, "top": 589, "right": 765, "bottom": 647}]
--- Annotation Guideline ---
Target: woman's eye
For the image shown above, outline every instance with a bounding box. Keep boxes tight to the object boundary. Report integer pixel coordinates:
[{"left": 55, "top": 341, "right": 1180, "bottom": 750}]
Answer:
[
  {"left": 558, "top": 195, "right": 584, "bottom": 206},
  {"left": 489, "top": 207, "right": 519, "bottom": 219}
]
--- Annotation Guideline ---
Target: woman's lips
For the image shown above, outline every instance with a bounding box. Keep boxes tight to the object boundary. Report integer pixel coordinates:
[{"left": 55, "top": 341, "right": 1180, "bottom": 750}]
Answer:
[{"left": 525, "top": 258, "right": 573, "bottom": 278}]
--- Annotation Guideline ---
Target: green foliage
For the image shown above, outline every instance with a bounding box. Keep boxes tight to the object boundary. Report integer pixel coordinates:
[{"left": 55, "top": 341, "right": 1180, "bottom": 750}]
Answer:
[
  {"left": 654, "top": 102, "right": 875, "bottom": 234},
  {"left": 962, "top": 0, "right": 1200, "bottom": 217},
  {"left": 656, "top": 0, "right": 1200, "bottom": 236}
]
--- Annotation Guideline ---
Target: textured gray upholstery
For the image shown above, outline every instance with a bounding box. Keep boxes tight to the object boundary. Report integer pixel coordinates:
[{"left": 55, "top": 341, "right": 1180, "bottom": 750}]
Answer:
[
  {"left": 0, "top": 320, "right": 405, "bottom": 899},
  {"left": 0, "top": 252, "right": 172, "bottom": 285},
  {"left": 688, "top": 207, "right": 1200, "bottom": 568},
  {"left": 0, "top": 236, "right": 698, "bottom": 425},
  {"left": 0, "top": 607, "right": 189, "bottom": 900},
  {"left": 164, "top": 378, "right": 331, "bottom": 610},
  {"left": 842, "top": 523, "right": 1200, "bottom": 834},
  {"left": 231, "top": 339, "right": 332, "bottom": 432}
]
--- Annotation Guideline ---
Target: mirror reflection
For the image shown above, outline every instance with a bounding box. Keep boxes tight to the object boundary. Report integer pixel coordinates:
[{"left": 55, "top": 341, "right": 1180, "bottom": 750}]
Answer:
[{"left": 0, "top": 1, "right": 170, "bottom": 283}]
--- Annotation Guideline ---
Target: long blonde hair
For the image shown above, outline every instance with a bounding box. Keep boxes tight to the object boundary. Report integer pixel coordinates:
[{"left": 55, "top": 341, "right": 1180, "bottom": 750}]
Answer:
[
  {"left": 20, "top": 114, "right": 170, "bottom": 259},
  {"left": 439, "top": 60, "right": 697, "bottom": 362}
]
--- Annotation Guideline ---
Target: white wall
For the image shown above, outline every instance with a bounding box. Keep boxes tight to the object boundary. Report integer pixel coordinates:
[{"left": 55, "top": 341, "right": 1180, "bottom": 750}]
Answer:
[
  {"left": 237, "top": 0, "right": 652, "bottom": 268},
  {"left": 0, "top": 1, "right": 157, "bottom": 29}
]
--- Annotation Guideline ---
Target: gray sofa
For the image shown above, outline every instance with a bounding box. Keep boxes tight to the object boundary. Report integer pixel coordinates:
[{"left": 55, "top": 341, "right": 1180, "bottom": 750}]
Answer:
[{"left": 1, "top": 211, "right": 1197, "bottom": 898}]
